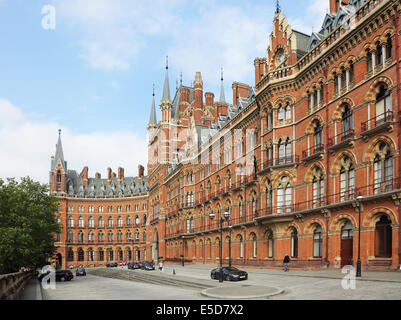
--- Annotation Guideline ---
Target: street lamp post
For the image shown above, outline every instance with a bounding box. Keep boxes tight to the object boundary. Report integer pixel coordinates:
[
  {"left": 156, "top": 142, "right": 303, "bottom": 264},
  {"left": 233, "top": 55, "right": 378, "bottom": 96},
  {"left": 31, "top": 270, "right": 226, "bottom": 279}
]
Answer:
[
  {"left": 210, "top": 210, "right": 230, "bottom": 283},
  {"left": 356, "top": 193, "right": 363, "bottom": 278}
]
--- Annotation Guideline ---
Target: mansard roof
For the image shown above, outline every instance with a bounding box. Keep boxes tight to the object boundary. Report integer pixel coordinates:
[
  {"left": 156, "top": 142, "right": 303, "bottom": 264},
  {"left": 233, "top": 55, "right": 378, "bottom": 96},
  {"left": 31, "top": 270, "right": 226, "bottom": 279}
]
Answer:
[{"left": 65, "top": 170, "right": 148, "bottom": 197}]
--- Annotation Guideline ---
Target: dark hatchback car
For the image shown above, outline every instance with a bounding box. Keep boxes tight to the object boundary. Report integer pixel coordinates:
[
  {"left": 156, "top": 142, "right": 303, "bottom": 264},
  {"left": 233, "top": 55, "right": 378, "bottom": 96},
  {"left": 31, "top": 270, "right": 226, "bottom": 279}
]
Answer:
[
  {"left": 128, "top": 262, "right": 141, "bottom": 270},
  {"left": 38, "top": 270, "right": 74, "bottom": 282},
  {"left": 210, "top": 267, "right": 248, "bottom": 281},
  {"left": 141, "top": 262, "right": 155, "bottom": 271},
  {"left": 106, "top": 262, "right": 118, "bottom": 268}
]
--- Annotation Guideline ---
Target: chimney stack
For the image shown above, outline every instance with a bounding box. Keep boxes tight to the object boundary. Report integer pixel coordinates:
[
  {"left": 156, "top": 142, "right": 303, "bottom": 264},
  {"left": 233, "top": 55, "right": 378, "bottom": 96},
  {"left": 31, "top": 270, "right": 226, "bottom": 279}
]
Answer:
[
  {"left": 107, "top": 167, "right": 112, "bottom": 185},
  {"left": 138, "top": 165, "right": 144, "bottom": 178},
  {"left": 80, "top": 167, "right": 89, "bottom": 187},
  {"left": 95, "top": 172, "right": 101, "bottom": 179},
  {"left": 205, "top": 92, "right": 215, "bottom": 106},
  {"left": 118, "top": 167, "right": 125, "bottom": 185}
]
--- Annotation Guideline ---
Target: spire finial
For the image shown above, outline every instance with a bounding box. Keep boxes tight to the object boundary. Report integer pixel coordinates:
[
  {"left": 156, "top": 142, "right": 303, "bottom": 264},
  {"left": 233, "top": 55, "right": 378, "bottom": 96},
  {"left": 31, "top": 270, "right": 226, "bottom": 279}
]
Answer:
[
  {"left": 166, "top": 55, "right": 168, "bottom": 70},
  {"left": 58, "top": 129, "right": 61, "bottom": 136},
  {"left": 275, "top": 0, "right": 281, "bottom": 15},
  {"left": 180, "top": 72, "right": 183, "bottom": 86},
  {"left": 152, "top": 83, "right": 155, "bottom": 96},
  {"left": 219, "top": 67, "right": 226, "bottom": 103},
  {"left": 221, "top": 67, "right": 224, "bottom": 81}
]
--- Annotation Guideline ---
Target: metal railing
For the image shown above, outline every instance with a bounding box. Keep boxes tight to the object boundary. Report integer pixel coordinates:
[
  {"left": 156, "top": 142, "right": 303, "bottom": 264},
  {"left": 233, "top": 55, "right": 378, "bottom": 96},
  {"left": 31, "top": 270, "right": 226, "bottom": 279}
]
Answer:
[{"left": 361, "top": 111, "right": 393, "bottom": 132}]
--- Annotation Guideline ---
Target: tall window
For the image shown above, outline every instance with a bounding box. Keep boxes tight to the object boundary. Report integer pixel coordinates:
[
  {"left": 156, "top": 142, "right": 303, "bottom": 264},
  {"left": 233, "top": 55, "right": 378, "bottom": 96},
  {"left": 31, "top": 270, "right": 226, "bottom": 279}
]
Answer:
[
  {"left": 367, "top": 50, "right": 373, "bottom": 72},
  {"left": 239, "top": 235, "right": 244, "bottom": 258},
  {"left": 373, "top": 143, "right": 393, "bottom": 194},
  {"left": 341, "top": 221, "right": 353, "bottom": 240},
  {"left": 375, "top": 85, "right": 392, "bottom": 123},
  {"left": 341, "top": 104, "right": 353, "bottom": 138},
  {"left": 88, "top": 216, "right": 94, "bottom": 228},
  {"left": 78, "top": 216, "right": 84, "bottom": 227},
  {"left": 314, "top": 121, "right": 323, "bottom": 151},
  {"left": 291, "top": 228, "right": 298, "bottom": 258},
  {"left": 267, "top": 233, "right": 273, "bottom": 258},
  {"left": 108, "top": 231, "right": 114, "bottom": 242},
  {"left": 386, "top": 35, "right": 393, "bottom": 59},
  {"left": 285, "top": 103, "right": 291, "bottom": 120},
  {"left": 67, "top": 248, "right": 74, "bottom": 261},
  {"left": 67, "top": 231, "right": 74, "bottom": 242},
  {"left": 98, "top": 249, "right": 104, "bottom": 261},
  {"left": 375, "top": 215, "right": 392, "bottom": 258},
  {"left": 252, "top": 234, "right": 257, "bottom": 258},
  {"left": 88, "top": 249, "right": 94, "bottom": 262},
  {"left": 77, "top": 231, "right": 84, "bottom": 243},
  {"left": 98, "top": 217, "right": 104, "bottom": 227},
  {"left": 313, "top": 225, "right": 323, "bottom": 258},
  {"left": 56, "top": 171, "right": 62, "bottom": 192},
  {"left": 118, "top": 216, "right": 123, "bottom": 227},
  {"left": 68, "top": 216, "right": 74, "bottom": 227},
  {"left": 376, "top": 41, "right": 383, "bottom": 66},
  {"left": 340, "top": 157, "right": 355, "bottom": 201},
  {"left": 277, "top": 177, "right": 291, "bottom": 214},
  {"left": 312, "top": 167, "right": 324, "bottom": 207},
  {"left": 88, "top": 231, "right": 94, "bottom": 242},
  {"left": 108, "top": 217, "right": 113, "bottom": 227},
  {"left": 265, "top": 181, "right": 273, "bottom": 211},
  {"left": 278, "top": 104, "right": 284, "bottom": 121},
  {"left": 98, "top": 231, "right": 104, "bottom": 242},
  {"left": 78, "top": 249, "right": 84, "bottom": 261}
]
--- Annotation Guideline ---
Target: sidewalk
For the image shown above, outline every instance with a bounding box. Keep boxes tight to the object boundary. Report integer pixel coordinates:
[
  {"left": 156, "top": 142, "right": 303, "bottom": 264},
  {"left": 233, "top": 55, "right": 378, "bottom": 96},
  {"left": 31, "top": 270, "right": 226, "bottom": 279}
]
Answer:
[
  {"left": 163, "top": 263, "right": 401, "bottom": 283},
  {"left": 20, "top": 278, "right": 43, "bottom": 300}
]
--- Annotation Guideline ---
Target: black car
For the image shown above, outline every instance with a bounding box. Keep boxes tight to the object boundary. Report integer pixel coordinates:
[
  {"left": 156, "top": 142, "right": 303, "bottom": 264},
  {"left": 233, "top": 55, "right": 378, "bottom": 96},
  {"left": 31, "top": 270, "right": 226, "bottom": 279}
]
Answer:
[
  {"left": 210, "top": 267, "right": 248, "bottom": 281},
  {"left": 106, "top": 262, "right": 118, "bottom": 268},
  {"left": 141, "top": 262, "right": 155, "bottom": 271},
  {"left": 128, "top": 262, "right": 141, "bottom": 270},
  {"left": 38, "top": 270, "right": 74, "bottom": 282}
]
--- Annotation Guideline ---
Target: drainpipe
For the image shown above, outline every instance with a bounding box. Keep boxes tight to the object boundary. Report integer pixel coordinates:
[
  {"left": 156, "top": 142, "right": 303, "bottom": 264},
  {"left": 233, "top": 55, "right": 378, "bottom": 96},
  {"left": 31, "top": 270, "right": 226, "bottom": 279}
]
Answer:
[
  {"left": 392, "top": 5, "right": 401, "bottom": 269},
  {"left": 324, "top": 66, "right": 330, "bottom": 268}
]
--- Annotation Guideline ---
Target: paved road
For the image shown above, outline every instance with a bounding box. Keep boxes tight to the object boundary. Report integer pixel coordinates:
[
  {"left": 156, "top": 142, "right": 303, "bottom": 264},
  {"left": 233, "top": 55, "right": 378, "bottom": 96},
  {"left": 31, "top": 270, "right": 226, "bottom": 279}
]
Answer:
[{"left": 41, "top": 265, "right": 401, "bottom": 300}]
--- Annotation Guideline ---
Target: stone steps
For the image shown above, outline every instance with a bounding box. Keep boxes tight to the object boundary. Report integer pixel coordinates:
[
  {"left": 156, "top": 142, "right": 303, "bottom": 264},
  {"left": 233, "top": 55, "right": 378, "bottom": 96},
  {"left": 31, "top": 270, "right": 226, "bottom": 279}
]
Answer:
[{"left": 87, "top": 268, "right": 215, "bottom": 290}]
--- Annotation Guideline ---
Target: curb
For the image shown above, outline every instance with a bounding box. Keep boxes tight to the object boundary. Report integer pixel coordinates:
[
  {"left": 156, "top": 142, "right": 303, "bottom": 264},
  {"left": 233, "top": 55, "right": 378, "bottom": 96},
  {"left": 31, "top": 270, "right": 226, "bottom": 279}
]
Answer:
[{"left": 201, "top": 286, "right": 284, "bottom": 300}]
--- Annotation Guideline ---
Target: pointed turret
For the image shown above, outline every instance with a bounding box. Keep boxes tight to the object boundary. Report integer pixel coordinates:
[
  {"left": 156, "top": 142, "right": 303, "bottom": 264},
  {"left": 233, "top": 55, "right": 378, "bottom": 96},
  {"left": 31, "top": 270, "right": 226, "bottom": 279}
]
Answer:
[
  {"left": 162, "top": 56, "right": 171, "bottom": 102},
  {"left": 51, "top": 129, "right": 67, "bottom": 171},
  {"left": 219, "top": 68, "right": 226, "bottom": 103},
  {"left": 148, "top": 85, "right": 157, "bottom": 126}
]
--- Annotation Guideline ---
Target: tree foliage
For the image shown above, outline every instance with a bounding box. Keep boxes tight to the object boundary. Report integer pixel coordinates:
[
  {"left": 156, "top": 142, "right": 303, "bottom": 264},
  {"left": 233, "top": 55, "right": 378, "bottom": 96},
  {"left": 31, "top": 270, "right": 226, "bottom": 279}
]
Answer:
[{"left": 0, "top": 177, "right": 60, "bottom": 274}]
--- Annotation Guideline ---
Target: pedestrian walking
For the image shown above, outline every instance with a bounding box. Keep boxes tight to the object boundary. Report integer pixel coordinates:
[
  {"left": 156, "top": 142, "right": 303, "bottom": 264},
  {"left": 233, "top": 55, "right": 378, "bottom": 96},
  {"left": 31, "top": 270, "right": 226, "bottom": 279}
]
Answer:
[
  {"left": 159, "top": 260, "right": 163, "bottom": 272},
  {"left": 283, "top": 254, "right": 290, "bottom": 272}
]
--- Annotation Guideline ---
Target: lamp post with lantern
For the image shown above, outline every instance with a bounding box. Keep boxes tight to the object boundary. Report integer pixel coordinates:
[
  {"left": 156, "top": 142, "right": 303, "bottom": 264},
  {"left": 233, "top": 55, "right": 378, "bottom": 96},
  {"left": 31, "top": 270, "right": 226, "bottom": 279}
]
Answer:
[{"left": 209, "top": 210, "right": 230, "bottom": 283}]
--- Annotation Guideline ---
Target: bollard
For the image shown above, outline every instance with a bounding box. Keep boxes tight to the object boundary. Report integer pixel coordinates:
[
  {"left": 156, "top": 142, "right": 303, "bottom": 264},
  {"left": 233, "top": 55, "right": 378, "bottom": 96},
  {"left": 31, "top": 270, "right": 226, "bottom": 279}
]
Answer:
[{"left": 173, "top": 269, "right": 176, "bottom": 275}]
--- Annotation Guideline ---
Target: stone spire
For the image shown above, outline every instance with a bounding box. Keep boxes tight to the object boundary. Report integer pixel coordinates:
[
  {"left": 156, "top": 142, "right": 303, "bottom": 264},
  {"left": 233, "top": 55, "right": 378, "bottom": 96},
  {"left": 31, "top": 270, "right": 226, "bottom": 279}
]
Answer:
[
  {"left": 219, "top": 68, "right": 226, "bottom": 103},
  {"left": 162, "top": 56, "right": 171, "bottom": 101},
  {"left": 275, "top": 0, "right": 281, "bottom": 15},
  {"left": 149, "top": 84, "right": 157, "bottom": 125},
  {"left": 51, "top": 129, "right": 66, "bottom": 171}
]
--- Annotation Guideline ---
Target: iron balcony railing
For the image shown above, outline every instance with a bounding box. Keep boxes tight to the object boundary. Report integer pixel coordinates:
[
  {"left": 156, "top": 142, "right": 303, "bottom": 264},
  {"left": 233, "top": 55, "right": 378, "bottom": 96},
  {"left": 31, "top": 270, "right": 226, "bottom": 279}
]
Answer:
[
  {"left": 361, "top": 111, "right": 393, "bottom": 132},
  {"left": 302, "top": 144, "right": 324, "bottom": 160},
  {"left": 327, "top": 129, "right": 354, "bottom": 148}
]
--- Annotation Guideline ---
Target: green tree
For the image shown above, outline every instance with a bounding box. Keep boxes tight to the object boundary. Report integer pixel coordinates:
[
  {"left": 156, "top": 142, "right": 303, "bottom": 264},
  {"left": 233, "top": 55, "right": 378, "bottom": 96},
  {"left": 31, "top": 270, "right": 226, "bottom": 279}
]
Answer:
[{"left": 0, "top": 177, "right": 60, "bottom": 274}]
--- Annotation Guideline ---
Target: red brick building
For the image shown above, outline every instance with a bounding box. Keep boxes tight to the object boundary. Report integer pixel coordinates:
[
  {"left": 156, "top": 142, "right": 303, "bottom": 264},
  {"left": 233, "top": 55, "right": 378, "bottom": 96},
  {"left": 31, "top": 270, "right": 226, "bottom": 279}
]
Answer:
[{"left": 52, "top": 0, "right": 401, "bottom": 270}]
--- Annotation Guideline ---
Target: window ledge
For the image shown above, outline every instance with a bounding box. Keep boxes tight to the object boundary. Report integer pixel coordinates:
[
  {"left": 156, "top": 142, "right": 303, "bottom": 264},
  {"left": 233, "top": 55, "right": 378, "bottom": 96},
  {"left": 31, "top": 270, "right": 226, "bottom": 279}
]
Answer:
[{"left": 368, "top": 257, "right": 392, "bottom": 261}]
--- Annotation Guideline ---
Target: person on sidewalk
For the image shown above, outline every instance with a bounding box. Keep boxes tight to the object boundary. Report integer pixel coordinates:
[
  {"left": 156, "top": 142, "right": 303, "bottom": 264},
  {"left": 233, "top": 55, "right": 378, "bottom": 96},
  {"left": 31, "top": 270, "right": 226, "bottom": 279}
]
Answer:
[
  {"left": 158, "top": 260, "right": 164, "bottom": 272},
  {"left": 283, "top": 254, "right": 290, "bottom": 272}
]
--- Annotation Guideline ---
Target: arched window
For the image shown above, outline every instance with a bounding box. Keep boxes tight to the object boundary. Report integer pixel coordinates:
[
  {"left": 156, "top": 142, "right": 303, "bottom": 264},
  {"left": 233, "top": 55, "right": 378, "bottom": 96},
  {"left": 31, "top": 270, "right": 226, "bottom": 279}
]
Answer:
[
  {"left": 267, "top": 233, "right": 274, "bottom": 258},
  {"left": 108, "top": 249, "right": 114, "bottom": 261},
  {"left": 340, "top": 67, "right": 346, "bottom": 90},
  {"left": 291, "top": 228, "right": 298, "bottom": 258},
  {"left": 277, "top": 177, "right": 291, "bottom": 214},
  {"left": 68, "top": 216, "right": 74, "bottom": 227},
  {"left": 341, "top": 221, "right": 353, "bottom": 240},
  {"left": 376, "top": 41, "right": 383, "bottom": 66},
  {"left": 98, "top": 248, "right": 104, "bottom": 261},
  {"left": 98, "top": 231, "right": 104, "bottom": 242},
  {"left": 386, "top": 35, "right": 393, "bottom": 59},
  {"left": 367, "top": 50, "right": 373, "bottom": 72},
  {"left": 126, "top": 216, "right": 132, "bottom": 226},
  {"left": 88, "top": 249, "right": 94, "bottom": 262},
  {"left": 88, "top": 216, "right": 94, "bottom": 228},
  {"left": 118, "top": 249, "right": 123, "bottom": 261},
  {"left": 67, "top": 231, "right": 74, "bottom": 243},
  {"left": 252, "top": 234, "right": 257, "bottom": 258},
  {"left": 108, "top": 217, "right": 113, "bottom": 227},
  {"left": 78, "top": 216, "right": 84, "bottom": 227},
  {"left": 78, "top": 248, "right": 84, "bottom": 261},
  {"left": 313, "top": 225, "right": 323, "bottom": 258},
  {"left": 117, "top": 231, "right": 123, "bottom": 242},
  {"left": 341, "top": 104, "right": 353, "bottom": 138},
  {"left": 375, "top": 215, "right": 392, "bottom": 258},
  {"left": 88, "top": 231, "right": 94, "bottom": 242},
  {"left": 285, "top": 103, "right": 291, "bottom": 120},
  {"left": 313, "top": 121, "right": 323, "bottom": 151},
  {"left": 265, "top": 181, "right": 273, "bottom": 211},
  {"left": 108, "top": 231, "right": 114, "bottom": 242},
  {"left": 77, "top": 231, "right": 84, "bottom": 243},
  {"left": 374, "top": 143, "right": 394, "bottom": 194},
  {"left": 56, "top": 171, "right": 62, "bottom": 192},
  {"left": 349, "top": 62, "right": 354, "bottom": 85},
  {"left": 67, "top": 248, "right": 74, "bottom": 261},
  {"left": 135, "top": 215, "right": 140, "bottom": 225},
  {"left": 375, "top": 84, "right": 392, "bottom": 123},
  {"left": 239, "top": 235, "right": 244, "bottom": 258},
  {"left": 278, "top": 104, "right": 284, "bottom": 121},
  {"left": 239, "top": 199, "right": 244, "bottom": 219},
  {"left": 312, "top": 167, "right": 324, "bottom": 207},
  {"left": 340, "top": 156, "right": 355, "bottom": 201},
  {"left": 117, "top": 216, "right": 123, "bottom": 227},
  {"left": 98, "top": 217, "right": 104, "bottom": 227},
  {"left": 319, "top": 82, "right": 324, "bottom": 104}
]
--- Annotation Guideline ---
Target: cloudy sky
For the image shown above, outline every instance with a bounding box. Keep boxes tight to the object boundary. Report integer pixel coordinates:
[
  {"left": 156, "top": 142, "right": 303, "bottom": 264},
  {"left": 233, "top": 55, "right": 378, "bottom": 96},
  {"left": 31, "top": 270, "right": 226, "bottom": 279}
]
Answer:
[{"left": 0, "top": 0, "right": 327, "bottom": 184}]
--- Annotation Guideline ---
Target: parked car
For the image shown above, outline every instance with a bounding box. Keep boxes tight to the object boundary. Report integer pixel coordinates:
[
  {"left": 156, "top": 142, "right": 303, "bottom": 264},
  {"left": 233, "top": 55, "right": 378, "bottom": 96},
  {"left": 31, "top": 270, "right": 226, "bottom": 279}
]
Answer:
[
  {"left": 128, "top": 262, "right": 141, "bottom": 270},
  {"left": 76, "top": 266, "right": 86, "bottom": 276},
  {"left": 106, "top": 262, "right": 117, "bottom": 267},
  {"left": 38, "top": 270, "right": 74, "bottom": 282},
  {"left": 210, "top": 267, "right": 248, "bottom": 281},
  {"left": 141, "top": 262, "right": 155, "bottom": 271}
]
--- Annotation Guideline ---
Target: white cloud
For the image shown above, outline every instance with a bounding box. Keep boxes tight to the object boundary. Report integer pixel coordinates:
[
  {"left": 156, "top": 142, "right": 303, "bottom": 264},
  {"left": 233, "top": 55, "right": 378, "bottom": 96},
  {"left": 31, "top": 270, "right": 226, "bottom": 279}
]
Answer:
[
  {"left": 0, "top": 99, "right": 147, "bottom": 184},
  {"left": 287, "top": 0, "right": 328, "bottom": 34},
  {"left": 167, "top": 2, "right": 272, "bottom": 93}
]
